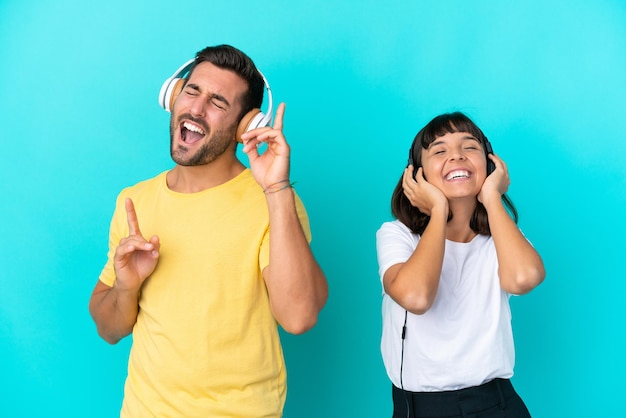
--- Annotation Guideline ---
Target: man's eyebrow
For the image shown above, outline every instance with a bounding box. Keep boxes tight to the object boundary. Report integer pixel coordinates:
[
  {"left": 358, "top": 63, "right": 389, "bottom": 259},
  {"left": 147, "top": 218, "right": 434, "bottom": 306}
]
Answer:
[{"left": 186, "top": 83, "right": 231, "bottom": 107}]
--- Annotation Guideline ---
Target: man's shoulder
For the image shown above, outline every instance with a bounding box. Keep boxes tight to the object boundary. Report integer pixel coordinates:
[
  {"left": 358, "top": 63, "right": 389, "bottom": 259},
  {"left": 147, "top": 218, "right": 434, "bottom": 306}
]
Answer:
[
  {"left": 116, "top": 171, "right": 167, "bottom": 203},
  {"left": 122, "top": 171, "right": 166, "bottom": 193}
]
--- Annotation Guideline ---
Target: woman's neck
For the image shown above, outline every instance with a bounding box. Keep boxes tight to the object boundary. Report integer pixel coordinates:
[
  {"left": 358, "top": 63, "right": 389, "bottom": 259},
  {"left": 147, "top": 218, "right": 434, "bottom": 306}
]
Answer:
[{"left": 445, "top": 198, "right": 478, "bottom": 243}]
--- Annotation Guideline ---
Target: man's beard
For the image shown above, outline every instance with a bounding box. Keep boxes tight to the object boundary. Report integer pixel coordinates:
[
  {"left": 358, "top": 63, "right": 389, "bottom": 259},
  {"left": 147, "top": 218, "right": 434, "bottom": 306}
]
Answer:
[{"left": 169, "top": 114, "right": 237, "bottom": 166}]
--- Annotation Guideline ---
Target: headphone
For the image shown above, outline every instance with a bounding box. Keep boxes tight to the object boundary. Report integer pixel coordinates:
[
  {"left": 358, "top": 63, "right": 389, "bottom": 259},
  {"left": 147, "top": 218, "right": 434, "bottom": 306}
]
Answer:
[
  {"left": 158, "top": 58, "right": 274, "bottom": 142},
  {"left": 407, "top": 135, "right": 496, "bottom": 179}
]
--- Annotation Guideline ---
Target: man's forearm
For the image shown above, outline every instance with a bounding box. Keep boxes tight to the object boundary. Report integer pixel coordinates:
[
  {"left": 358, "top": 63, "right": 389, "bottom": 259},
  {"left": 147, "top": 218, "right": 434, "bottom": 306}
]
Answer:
[
  {"left": 89, "top": 281, "right": 140, "bottom": 344},
  {"left": 264, "top": 189, "right": 328, "bottom": 334}
]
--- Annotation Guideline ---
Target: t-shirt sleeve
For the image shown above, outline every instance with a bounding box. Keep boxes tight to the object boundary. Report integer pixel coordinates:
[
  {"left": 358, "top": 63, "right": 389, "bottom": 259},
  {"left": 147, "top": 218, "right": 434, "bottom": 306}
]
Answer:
[
  {"left": 376, "top": 221, "right": 418, "bottom": 286},
  {"left": 258, "top": 191, "right": 311, "bottom": 271}
]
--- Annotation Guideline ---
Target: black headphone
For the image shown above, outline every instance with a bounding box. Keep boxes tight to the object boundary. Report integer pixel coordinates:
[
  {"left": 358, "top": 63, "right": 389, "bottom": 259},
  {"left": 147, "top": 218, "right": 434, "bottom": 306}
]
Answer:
[
  {"left": 484, "top": 138, "right": 496, "bottom": 174},
  {"left": 158, "top": 58, "right": 274, "bottom": 142},
  {"left": 407, "top": 136, "right": 496, "bottom": 179}
]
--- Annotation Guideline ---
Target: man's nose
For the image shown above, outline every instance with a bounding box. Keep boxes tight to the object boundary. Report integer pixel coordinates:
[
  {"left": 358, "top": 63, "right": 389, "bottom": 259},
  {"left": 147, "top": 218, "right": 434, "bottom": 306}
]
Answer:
[{"left": 188, "top": 96, "right": 207, "bottom": 117}]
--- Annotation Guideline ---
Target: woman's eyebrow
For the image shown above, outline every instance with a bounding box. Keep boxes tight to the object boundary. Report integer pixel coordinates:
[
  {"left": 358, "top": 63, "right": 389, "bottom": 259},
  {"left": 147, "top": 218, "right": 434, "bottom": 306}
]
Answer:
[{"left": 429, "top": 135, "right": 479, "bottom": 149}]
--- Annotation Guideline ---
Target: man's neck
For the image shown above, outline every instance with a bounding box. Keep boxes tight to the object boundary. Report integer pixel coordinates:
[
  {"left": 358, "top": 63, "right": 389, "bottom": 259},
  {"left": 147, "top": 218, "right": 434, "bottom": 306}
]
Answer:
[{"left": 166, "top": 159, "right": 246, "bottom": 193}]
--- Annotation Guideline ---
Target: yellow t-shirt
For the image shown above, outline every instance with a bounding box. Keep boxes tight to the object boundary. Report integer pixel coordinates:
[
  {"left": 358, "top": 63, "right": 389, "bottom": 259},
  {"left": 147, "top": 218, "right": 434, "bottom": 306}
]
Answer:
[{"left": 99, "top": 169, "right": 311, "bottom": 418}]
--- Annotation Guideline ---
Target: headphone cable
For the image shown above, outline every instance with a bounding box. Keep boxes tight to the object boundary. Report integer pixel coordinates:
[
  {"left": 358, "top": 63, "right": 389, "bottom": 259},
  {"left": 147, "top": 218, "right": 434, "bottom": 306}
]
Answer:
[{"left": 400, "top": 309, "right": 409, "bottom": 418}]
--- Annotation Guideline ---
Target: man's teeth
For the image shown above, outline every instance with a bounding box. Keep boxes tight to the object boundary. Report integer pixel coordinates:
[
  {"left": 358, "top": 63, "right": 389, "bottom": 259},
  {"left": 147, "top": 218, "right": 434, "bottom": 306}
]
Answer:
[
  {"left": 183, "top": 122, "right": 205, "bottom": 135},
  {"left": 446, "top": 170, "right": 470, "bottom": 180}
]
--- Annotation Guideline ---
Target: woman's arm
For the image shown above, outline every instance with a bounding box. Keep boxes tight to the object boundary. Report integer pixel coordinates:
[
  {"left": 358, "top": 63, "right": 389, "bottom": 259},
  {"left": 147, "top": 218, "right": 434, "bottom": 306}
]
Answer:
[
  {"left": 480, "top": 155, "right": 545, "bottom": 294},
  {"left": 382, "top": 167, "right": 449, "bottom": 314}
]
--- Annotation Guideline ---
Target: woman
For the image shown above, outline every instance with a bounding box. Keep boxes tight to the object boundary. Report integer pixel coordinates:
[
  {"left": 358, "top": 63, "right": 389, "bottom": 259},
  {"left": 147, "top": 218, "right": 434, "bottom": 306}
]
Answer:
[{"left": 376, "top": 112, "right": 545, "bottom": 417}]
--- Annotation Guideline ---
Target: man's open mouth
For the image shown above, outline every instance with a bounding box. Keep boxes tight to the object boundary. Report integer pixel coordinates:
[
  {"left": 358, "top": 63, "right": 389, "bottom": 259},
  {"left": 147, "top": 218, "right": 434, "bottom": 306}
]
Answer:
[{"left": 181, "top": 121, "right": 206, "bottom": 144}]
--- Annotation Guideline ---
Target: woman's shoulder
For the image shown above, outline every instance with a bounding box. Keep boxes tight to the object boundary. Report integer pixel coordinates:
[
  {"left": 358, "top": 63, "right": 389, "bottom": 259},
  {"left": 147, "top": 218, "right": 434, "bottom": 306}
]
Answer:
[
  {"left": 378, "top": 219, "right": 412, "bottom": 234},
  {"left": 377, "top": 220, "right": 418, "bottom": 244}
]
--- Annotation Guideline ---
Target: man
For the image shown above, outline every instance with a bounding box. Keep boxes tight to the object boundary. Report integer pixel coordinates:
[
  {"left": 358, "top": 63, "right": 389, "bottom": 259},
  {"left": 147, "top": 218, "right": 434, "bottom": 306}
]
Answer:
[{"left": 89, "top": 44, "right": 328, "bottom": 417}]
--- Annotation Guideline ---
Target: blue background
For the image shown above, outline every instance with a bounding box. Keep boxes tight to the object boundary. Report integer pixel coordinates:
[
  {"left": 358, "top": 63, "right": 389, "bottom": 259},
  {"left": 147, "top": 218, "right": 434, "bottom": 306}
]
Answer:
[{"left": 1, "top": 1, "right": 625, "bottom": 416}]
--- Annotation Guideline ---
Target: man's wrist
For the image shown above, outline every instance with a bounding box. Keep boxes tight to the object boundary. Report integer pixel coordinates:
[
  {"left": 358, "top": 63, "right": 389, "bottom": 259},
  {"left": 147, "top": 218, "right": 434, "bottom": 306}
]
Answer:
[{"left": 263, "top": 179, "right": 296, "bottom": 194}]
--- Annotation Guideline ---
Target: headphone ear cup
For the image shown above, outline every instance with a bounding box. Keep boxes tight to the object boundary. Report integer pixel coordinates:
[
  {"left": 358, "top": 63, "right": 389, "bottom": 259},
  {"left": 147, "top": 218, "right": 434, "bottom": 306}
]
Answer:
[
  {"left": 159, "top": 78, "right": 185, "bottom": 112},
  {"left": 159, "top": 58, "right": 195, "bottom": 112},
  {"left": 483, "top": 138, "right": 495, "bottom": 175},
  {"left": 236, "top": 108, "right": 264, "bottom": 142}
]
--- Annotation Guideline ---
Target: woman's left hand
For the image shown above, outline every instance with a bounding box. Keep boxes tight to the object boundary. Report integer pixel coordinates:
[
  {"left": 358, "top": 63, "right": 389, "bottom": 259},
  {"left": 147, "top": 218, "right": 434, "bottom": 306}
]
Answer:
[{"left": 478, "top": 153, "right": 510, "bottom": 206}]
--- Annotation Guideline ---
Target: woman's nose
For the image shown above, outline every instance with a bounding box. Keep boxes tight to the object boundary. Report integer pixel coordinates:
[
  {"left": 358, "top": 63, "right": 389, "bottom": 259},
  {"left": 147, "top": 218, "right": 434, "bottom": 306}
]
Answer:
[{"left": 450, "top": 148, "right": 466, "bottom": 161}]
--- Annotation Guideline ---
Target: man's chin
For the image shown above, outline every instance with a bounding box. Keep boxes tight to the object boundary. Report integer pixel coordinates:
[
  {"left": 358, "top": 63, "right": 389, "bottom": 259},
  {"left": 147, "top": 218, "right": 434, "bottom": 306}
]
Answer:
[{"left": 171, "top": 148, "right": 195, "bottom": 166}]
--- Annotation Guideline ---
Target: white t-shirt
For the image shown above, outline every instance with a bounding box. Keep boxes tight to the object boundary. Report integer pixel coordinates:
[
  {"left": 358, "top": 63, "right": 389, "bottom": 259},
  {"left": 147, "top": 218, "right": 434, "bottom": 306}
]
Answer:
[{"left": 376, "top": 220, "right": 515, "bottom": 392}]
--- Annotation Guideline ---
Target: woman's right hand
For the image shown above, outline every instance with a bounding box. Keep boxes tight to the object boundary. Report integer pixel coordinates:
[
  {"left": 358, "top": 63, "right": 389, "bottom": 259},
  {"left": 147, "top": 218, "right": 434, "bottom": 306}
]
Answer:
[{"left": 402, "top": 165, "right": 449, "bottom": 217}]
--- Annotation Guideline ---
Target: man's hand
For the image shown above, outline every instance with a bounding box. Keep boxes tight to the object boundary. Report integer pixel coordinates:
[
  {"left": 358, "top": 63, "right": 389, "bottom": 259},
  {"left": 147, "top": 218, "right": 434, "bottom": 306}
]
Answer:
[
  {"left": 241, "top": 102, "right": 290, "bottom": 189},
  {"left": 113, "top": 198, "right": 160, "bottom": 291}
]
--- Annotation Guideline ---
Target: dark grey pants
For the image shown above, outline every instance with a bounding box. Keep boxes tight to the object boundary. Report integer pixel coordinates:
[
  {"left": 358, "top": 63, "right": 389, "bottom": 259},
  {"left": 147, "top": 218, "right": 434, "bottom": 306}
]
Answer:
[{"left": 392, "top": 379, "right": 532, "bottom": 418}]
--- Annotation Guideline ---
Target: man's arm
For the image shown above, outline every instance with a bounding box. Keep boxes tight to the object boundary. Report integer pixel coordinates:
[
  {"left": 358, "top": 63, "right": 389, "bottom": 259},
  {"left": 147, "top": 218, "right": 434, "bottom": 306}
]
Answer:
[
  {"left": 242, "top": 103, "right": 328, "bottom": 334},
  {"left": 89, "top": 198, "right": 160, "bottom": 343},
  {"left": 89, "top": 280, "right": 141, "bottom": 344},
  {"left": 262, "top": 189, "right": 328, "bottom": 334}
]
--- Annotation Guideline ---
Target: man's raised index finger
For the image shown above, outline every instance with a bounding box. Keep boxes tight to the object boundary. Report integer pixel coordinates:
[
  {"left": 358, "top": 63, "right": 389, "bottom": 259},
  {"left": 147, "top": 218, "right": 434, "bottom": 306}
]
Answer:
[
  {"left": 125, "top": 198, "right": 142, "bottom": 236},
  {"left": 272, "top": 102, "right": 285, "bottom": 131}
]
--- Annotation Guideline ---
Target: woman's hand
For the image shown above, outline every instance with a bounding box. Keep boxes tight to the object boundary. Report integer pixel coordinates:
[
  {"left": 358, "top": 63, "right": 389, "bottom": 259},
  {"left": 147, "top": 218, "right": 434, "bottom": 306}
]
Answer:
[
  {"left": 478, "top": 154, "right": 510, "bottom": 207},
  {"left": 402, "top": 165, "right": 449, "bottom": 217}
]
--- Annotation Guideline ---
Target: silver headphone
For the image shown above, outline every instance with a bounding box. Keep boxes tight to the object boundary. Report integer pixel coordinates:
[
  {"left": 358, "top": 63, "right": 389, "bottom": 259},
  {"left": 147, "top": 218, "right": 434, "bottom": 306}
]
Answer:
[{"left": 158, "top": 58, "right": 274, "bottom": 141}]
